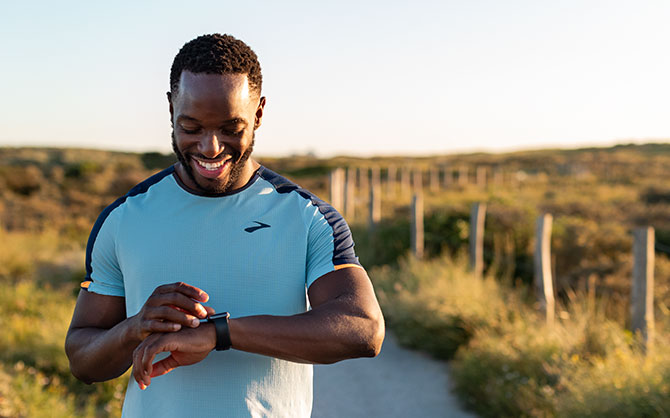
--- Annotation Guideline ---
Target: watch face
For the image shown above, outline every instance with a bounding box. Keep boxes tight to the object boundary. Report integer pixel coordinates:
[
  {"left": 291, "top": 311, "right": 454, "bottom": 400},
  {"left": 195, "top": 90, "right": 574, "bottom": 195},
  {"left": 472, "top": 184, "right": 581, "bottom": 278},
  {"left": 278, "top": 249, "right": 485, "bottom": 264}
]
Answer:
[{"left": 210, "top": 312, "right": 230, "bottom": 320}]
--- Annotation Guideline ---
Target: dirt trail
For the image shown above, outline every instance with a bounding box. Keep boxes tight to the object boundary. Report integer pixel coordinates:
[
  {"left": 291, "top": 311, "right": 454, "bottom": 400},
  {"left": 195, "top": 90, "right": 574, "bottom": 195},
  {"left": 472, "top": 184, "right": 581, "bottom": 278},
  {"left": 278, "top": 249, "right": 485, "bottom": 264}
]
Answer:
[{"left": 312, "top": 333, "right": 476, "bottom": 418}]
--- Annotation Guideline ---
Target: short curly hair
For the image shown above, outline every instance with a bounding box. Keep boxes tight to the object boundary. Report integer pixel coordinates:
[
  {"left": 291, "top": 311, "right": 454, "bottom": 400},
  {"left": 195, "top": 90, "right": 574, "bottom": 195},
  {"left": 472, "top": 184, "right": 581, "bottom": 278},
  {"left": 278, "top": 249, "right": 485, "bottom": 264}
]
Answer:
[{"left": 170, "top": 33, "right": 262, "bottom": 96}]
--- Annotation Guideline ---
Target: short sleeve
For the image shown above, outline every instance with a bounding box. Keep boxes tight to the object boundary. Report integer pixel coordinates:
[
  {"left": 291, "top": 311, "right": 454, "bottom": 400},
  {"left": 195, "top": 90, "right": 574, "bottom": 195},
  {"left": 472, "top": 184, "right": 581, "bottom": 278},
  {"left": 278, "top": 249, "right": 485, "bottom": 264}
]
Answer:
[
  {"left": 81, "top": 203, "right": 125, "bottom": 297},
  {"left": 305, "top": 201, "right": 362, "bottom": 288}
]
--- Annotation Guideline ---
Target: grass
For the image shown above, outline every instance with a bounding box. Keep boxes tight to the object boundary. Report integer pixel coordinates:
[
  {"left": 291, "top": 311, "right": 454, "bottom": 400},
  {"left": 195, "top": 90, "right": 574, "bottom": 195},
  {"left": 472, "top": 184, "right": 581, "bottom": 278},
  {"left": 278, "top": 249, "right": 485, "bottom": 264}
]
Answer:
[
  {"left": 0, "top": 229, "right": 127, "bottom": 417},
  {"left": 371, "top": 253, "right": 670, "bottom": 417}
]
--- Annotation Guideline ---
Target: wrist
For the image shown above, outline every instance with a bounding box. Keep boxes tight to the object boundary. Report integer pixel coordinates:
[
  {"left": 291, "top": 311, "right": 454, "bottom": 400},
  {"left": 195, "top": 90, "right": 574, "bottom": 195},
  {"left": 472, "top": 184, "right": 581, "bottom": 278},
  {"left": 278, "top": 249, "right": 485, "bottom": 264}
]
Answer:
[
  {"left": 200, "top": 322, "right": 217, "bottom": 351},
  {"left": 124, "top": 315, "right": 144, "bottom": 345},
  {"left": 205, "top": 312, "right": 232, "bottom": 351}
]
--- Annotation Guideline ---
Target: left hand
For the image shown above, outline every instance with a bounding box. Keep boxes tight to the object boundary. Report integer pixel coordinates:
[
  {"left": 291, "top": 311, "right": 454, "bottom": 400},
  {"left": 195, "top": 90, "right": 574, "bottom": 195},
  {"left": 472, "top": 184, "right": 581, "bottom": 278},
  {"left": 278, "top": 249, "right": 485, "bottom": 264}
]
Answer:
[{"left": 132, "top": 323, "right": 216, "bottom": 389}]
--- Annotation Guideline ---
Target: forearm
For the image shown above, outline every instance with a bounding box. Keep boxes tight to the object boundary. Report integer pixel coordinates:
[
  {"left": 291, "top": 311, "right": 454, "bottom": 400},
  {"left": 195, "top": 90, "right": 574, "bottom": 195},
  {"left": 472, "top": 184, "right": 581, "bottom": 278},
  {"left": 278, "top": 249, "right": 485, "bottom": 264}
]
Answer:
[
  {"left": 65, "top": 318, "right": 139, "bottom": 384},
  {"left": 230, "top": 297, "right": 385, "bottom": 364}
]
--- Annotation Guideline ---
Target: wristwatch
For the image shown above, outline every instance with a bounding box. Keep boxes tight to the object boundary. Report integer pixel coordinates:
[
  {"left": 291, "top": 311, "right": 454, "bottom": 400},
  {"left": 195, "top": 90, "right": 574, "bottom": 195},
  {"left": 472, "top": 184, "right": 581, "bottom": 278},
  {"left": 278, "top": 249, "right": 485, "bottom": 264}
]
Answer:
[{"left": 204, "top": 312, "right": 232, "bottom": 351}]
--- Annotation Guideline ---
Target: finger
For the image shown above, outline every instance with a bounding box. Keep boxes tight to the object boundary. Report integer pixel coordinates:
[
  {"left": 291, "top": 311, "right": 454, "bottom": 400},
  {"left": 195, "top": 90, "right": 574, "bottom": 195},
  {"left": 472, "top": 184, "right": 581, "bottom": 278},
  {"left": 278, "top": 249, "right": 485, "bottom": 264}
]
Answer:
[
  {"left": 142, "top": 319, "right": 182, "bottom": 335},
  {"left": 146, "top": 306, "right": 200, "bottom": 328},
  {"left": 204, "top": 306, "right": 216, "bottom": 316},
  {"left": 134, "top": 334, "right": 159, "bottom": 387},
  {"left": 147, "top": 293, "right": 209, "bottom": 318},
  {"left": 150, "top": 354, "right": 180, "bottom": 378},
  {"left": 153, "top": 282, "right": 209, "bottom": 302},
  {"left": 140, "top": 337, "right": 170, "bottom": 385},
  {"left": 132, "top": 346, "right": 145, "bottom": 387}
]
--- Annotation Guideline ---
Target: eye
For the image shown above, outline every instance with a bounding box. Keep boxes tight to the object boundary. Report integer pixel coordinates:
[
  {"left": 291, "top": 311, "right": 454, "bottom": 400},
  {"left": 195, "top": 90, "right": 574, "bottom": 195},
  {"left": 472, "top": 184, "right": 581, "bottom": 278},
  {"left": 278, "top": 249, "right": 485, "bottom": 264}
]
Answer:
[
  {"left": 180, "top": 126, "right": 201, "bottom": 135},
  {"left": 223, "top": 129, "right": 244, "bottom": 137}
]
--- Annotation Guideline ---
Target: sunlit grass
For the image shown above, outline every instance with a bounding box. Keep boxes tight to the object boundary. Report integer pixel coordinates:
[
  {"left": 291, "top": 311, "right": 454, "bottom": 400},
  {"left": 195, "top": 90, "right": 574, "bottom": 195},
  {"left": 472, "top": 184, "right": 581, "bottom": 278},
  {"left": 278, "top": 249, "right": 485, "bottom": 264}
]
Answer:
[
  {"left": 371, "top": 253, "right": 670, "bottom": 417},
  {"left": 0, "top": 230, "right": 127, "bottom": 416}
]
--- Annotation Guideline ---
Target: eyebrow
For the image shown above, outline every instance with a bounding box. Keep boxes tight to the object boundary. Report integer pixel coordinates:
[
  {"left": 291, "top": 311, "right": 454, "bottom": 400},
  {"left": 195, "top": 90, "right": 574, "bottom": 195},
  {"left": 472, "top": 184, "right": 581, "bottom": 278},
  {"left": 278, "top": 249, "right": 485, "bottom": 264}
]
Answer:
[{"left": 176, "top": 115, "right": 248, "bottom": 126}]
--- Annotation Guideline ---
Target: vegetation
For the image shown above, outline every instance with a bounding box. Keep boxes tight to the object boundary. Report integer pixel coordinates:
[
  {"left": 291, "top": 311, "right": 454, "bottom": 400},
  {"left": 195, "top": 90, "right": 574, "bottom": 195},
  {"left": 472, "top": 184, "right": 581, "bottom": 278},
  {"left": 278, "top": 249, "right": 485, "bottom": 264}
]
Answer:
[
  {"left": 0, "top": 144, "right": 668, "bottom": 416},
  {"left": 371, "top": 255, "right": 670, "bottom": 417},
  {"left": 0, "top": 230, "right": 126, "bottom": 417}
]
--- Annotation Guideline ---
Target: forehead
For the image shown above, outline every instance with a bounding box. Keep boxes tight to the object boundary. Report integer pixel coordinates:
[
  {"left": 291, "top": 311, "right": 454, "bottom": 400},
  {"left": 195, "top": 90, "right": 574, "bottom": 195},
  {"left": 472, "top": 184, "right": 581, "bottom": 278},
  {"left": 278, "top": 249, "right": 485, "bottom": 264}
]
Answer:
[{"left": 173, "top": 71, "right": 253, "bottom": 117}]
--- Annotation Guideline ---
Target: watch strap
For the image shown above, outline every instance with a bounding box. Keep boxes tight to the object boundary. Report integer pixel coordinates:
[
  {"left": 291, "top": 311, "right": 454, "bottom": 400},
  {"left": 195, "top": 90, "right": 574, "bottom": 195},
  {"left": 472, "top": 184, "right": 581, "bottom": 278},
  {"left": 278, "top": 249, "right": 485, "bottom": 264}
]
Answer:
[{"left": 208, "top": 312, "right": 232, "bottom": 351}]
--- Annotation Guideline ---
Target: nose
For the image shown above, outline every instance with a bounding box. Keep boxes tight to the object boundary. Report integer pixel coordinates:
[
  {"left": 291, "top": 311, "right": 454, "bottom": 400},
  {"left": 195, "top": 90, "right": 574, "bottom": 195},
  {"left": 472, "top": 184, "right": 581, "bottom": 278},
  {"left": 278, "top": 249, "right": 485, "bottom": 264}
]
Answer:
[{"left": 198, "top": 132, "right": 224, "bottom": 158}]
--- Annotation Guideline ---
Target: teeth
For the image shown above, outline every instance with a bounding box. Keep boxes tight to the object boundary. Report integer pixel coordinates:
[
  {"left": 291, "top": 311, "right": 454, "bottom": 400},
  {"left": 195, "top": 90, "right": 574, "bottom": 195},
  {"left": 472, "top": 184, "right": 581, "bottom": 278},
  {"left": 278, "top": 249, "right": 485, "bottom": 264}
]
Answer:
[{"left": 195, "top": 159, "right": 226, "bottom": 171}]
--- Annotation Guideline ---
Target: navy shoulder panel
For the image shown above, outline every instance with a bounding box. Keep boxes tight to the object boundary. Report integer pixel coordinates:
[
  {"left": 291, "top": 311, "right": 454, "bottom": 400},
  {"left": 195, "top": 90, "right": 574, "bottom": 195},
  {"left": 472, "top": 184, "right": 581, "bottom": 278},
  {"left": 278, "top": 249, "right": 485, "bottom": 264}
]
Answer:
[
  {"left": 85, "top": 166, "right": 176, "bottom": 280},
  {"left": 259, "top": 166, "right": 360, "bottom": 267}
]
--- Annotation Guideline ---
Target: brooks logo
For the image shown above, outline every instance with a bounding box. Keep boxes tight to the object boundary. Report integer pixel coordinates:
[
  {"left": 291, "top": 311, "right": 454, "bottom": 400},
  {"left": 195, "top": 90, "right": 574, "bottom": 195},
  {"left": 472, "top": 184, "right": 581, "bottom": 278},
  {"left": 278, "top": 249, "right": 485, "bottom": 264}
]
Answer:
[{"left": 245, "top": 221, "right": 271, "bottom": 233}]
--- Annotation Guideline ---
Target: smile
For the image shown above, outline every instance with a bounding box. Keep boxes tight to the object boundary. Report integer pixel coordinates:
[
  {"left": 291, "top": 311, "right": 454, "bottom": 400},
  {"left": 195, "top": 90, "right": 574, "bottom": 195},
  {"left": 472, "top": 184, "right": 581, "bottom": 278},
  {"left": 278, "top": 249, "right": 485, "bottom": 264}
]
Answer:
[{"left": 192, "top": 157, "right": 230, "bottom": 171}]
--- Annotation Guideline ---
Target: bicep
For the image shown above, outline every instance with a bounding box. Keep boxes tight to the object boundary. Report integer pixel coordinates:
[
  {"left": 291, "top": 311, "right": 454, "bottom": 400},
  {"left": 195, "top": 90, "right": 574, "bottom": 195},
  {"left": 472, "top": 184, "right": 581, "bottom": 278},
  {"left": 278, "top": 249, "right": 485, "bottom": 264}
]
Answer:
[
  {"left": 69, "top": 289, "right": 126, "bottom": 330},
  {"left": 307, "top": 267, "right": 380, "bottom": 315}
]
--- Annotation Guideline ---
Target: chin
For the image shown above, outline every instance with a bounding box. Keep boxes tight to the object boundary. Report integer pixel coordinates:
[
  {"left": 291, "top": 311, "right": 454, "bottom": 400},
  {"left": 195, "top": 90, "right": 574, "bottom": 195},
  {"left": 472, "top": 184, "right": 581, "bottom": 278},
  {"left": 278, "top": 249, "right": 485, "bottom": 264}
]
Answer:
[{"left": 172, "top": 132, "right": 255, "bottom": 194}]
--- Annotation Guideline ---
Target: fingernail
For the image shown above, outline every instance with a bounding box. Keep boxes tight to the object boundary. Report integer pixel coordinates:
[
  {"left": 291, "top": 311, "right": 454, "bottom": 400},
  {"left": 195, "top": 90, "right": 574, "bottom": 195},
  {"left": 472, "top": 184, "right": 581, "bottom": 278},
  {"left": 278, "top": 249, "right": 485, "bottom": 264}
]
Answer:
[
  {"left": 191, "top": 318, "right": 200, "bottom": 327},
  {"left": 200, "top": 292, "right": 209, "bottom": 302}
]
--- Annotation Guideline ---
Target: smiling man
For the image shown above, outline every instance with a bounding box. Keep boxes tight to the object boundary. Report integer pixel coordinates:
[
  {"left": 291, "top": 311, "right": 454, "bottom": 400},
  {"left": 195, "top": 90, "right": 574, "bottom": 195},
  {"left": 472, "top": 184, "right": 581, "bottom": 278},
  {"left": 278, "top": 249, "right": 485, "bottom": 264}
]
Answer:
[{"left": 65, "top": 34, "right": 384, "bottom": 417}]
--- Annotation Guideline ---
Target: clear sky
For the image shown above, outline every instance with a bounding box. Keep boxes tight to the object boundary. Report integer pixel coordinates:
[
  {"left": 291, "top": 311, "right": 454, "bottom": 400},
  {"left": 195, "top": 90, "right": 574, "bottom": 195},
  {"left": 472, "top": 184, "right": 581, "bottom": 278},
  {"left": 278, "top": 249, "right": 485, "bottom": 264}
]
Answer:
[{"left": 1, "top": 1, "right": 669, "bottom": 157}]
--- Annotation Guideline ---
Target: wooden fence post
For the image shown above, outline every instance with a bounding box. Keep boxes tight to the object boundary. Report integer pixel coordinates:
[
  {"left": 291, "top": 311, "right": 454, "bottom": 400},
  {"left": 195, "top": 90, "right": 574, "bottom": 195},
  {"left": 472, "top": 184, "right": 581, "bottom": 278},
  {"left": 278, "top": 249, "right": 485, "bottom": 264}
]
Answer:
[
  {"left": 631, "top": 227, "right": 655, "bottom": 351},
  {"left": 411, "top": 193, "right": 424, "bottom": 259},
  {"left": 458, "top": 166, "right": 468, "bottom": 186},
  {"left": 358, "top": 166, "right": 369, "bottom": 194},
  {"left": 442, "top": 165, "right": 452, "bottom": 188},
  {"left": 534, "top": 214, "right": 555, "bottom": 326},
  {"left": 344, "top": 167, "right": 356, "bottom": 221},
  {"left": 401, "top": 167, "right": 411, "bottom": 196},
  {"left": 386, "top": 166, "right": 396, "bottom": 196},
  {"left": 369, "top": 168, "right": 381, "bottom": 229},
  {"left": 476, "top": 166, "right": 487, "bottom": 188},
  {"left": 412, "top": 169, "right": 423, "bottom": 194},
  {"left": 469, "top": 203, "right": 486, "bottom": 278},
  {"left": 329, "top": 168, "right": 344, "bottom": 213}
]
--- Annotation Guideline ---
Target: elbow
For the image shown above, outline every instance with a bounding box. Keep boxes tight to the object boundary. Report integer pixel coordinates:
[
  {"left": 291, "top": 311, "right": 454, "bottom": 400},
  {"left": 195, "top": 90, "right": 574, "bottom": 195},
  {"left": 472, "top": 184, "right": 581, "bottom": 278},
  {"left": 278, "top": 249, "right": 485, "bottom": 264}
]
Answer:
[
  {"left": 70, "top": 366, "right": 95, "bottom": 385},
  {"left": 64, "top": 336, "right": 94, "bottom": 385},
  {"left": 358, "top": 309, "right": 385, "bottom": 358}
]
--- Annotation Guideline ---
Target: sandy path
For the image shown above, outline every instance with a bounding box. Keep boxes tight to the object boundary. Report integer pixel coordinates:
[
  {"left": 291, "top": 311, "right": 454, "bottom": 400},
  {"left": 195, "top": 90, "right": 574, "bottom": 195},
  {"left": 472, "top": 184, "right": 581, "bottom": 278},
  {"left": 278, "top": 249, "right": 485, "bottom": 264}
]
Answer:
[{"left": 312, "top": 333, "right": 476, "bottom": 418}]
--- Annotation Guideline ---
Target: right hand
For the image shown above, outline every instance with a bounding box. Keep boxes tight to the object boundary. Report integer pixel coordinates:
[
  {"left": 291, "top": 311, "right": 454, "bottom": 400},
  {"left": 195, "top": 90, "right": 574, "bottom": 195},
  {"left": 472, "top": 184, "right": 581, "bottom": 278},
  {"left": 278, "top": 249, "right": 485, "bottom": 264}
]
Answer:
[{"left": 129, "top": 282, "right": 215, "bottom": 342}]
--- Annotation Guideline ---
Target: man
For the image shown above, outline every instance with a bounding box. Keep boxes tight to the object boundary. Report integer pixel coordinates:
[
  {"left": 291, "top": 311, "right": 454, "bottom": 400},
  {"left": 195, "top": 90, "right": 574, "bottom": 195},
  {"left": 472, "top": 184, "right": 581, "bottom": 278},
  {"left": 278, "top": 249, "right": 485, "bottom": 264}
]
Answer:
[{"left": 65, "top": 34, "right": 385, "bottom": 417}]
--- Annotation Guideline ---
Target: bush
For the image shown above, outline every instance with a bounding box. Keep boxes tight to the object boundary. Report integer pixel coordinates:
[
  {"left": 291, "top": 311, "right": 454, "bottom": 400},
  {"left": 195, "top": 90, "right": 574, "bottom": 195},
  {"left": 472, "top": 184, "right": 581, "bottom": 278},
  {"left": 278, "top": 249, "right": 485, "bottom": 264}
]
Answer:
[{"left": 370, "top": 254, "right": 524, "bottom": 360}]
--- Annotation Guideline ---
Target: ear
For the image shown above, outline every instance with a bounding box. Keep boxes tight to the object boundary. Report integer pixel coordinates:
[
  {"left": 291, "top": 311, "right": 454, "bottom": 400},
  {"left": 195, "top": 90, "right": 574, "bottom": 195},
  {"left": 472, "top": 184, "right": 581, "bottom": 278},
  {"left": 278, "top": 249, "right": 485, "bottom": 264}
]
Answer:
[
  {"left": 167, "top": 91, "right": 174, "bottom": 124},
  {"left": 254, "top": 96, "right": 267, "bottom": 130}
]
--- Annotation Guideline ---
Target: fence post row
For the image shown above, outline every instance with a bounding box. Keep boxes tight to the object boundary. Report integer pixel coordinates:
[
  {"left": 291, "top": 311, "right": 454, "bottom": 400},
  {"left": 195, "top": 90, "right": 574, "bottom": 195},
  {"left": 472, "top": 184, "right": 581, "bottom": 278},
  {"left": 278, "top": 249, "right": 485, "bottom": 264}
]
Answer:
[
  {"left": 442, "top": 165, "right": 451, "bottom": 188},
  {"left": 369, "top": 168, "right": 381, "bottom": 229},
  {"left": 329, "top": 168, "right": 345, "bottom": 214},
  {"left": 476, "top": 166, "right": 487, "bottom": 188},
  {"left": 534, "top": 213, "right": 555, "bottom": 326},
  {"left": 401, "top": 167, "right": 411, "bottom": 196},
  {"left": 411, "top": 193, "right": 424, "bottom": 259},
  {"left": 458, "top": 166, "right": 468, "bottom": 186},
  {"left": 386, "top": 166, "right": 396, "bottom": 196},
  {"left": 344, "top": 167, "right": 356, "bottom": 221},
  {"left": 631, "top": 227, "right": 655, "bottom": 352},
  {"left": 412, "top": 169, "right": 423, "bottom": 193},
  {"left": 469, "top": 202, "right": 486, "bottom": 278}
]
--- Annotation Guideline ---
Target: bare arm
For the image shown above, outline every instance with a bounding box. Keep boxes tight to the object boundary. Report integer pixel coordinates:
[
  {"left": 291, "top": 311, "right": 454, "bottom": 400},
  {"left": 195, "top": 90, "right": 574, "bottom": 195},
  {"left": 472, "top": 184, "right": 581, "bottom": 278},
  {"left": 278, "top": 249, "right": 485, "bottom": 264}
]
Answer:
[
  {"left": 132, "top": 267, "right": 385, "bottom": 388},
  {"left": 65, "top": 282, "right": 214, "bottom": 384},
  {"left": 230, "top": 267, "right": 385, "bottom": 363}
]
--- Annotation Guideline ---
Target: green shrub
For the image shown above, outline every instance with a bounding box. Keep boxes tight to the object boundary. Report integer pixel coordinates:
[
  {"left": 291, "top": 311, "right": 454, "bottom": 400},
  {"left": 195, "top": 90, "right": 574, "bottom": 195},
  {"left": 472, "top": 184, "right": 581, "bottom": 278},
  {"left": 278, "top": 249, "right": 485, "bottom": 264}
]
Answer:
[{"left": 370, "top": 254, "right": 523, "bottom": 360}]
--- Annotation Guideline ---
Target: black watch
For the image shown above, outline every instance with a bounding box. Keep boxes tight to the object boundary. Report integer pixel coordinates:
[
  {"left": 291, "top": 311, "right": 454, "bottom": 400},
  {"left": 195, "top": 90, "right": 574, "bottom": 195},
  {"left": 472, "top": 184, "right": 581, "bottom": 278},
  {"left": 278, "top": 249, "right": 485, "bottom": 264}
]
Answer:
[{"left": 205, "top": 312, "right": 232, "bottom": 351}]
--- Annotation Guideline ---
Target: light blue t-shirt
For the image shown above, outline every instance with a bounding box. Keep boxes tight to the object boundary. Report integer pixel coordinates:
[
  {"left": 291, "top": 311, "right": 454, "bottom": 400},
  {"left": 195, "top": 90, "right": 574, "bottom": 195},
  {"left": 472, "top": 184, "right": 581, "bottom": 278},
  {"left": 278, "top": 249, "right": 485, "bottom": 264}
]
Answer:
[{"left": 81, "top": 165, "right": 361, "bottom": 418}]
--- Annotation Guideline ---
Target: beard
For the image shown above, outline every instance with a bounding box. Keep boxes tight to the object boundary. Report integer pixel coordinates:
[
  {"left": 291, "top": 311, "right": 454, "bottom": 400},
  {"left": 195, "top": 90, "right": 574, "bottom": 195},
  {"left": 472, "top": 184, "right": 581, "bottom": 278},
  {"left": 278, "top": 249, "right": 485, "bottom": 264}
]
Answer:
[{"left": 172, "top": 131, "right": 255, "bottom": 194}]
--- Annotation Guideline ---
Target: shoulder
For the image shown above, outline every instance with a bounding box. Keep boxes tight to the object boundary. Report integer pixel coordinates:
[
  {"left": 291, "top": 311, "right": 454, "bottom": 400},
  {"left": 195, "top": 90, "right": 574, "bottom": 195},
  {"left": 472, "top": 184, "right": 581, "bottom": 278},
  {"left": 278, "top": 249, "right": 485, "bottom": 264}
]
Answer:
[
  {"left": 97, "top": 166, "right": 176, "bottom": 220},
  {"left": 88, "top": 166, "right": 176, "bottom": 241},
  {"left": 257, "top": 166, "right": 335, "bottom": 217}
]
